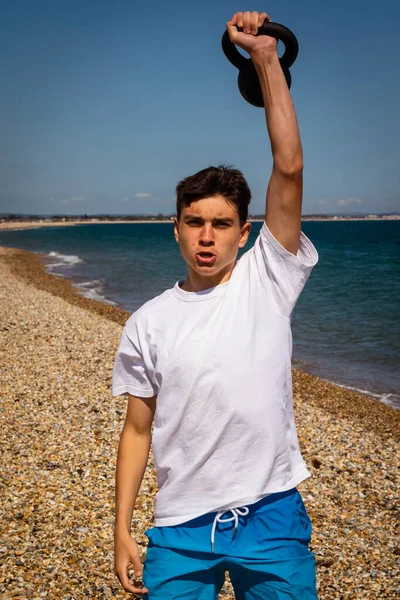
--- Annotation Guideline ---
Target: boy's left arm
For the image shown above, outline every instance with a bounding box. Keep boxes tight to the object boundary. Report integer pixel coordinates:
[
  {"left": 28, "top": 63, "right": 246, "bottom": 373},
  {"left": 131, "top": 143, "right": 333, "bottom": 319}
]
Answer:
[{"left": 226, "top": 11, "right": 303, "bottom": 255}]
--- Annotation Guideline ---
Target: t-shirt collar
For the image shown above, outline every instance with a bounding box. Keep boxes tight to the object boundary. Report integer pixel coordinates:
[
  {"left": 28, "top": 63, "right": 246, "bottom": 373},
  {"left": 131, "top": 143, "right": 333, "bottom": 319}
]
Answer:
[{"left": 172, "top": 279, "right": 230, "bottom": 302}]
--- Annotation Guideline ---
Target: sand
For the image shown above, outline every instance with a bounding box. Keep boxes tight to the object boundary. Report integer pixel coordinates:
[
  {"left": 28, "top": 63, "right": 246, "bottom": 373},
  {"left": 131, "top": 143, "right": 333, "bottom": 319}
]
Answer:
[{"left": 0, "top": 245, "right": 399, "bottom": 599}]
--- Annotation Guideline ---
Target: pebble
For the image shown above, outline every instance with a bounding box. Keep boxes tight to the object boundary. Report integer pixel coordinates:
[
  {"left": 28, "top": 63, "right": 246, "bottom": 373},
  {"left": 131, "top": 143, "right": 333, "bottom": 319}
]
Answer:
[{"left": 0, "top": 245, "right": 399, "bottom": 599}]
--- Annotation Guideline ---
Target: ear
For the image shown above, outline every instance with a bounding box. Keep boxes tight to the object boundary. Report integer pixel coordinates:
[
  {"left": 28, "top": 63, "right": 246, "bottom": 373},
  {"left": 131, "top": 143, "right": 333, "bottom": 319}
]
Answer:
[
  {"left": 238, "top": 222, "right": 252, "bottom": 248},
  {"left": 173, "top": 217, "right": 180, "bottom": 243}
]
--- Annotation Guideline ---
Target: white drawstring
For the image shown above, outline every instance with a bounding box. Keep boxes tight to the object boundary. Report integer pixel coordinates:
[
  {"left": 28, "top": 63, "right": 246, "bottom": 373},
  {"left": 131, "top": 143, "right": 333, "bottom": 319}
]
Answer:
[{"left": 211, "top": 506, "right": 249, "bottom": 553}]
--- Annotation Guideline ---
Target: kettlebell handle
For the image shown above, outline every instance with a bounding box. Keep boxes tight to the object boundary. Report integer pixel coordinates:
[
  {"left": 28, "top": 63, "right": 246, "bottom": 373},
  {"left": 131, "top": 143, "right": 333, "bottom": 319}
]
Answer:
[{"left": 221, "top": 21, "right": 299, "bottom": 71}]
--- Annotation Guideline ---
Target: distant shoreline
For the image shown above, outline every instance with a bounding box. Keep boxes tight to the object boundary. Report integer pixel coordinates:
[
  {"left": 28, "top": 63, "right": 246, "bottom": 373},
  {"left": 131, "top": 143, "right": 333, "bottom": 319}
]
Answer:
[
  {"left": 0, "top": 219, "right": 169, "bottom": 231},
  {"left": 1, "top": 215, "right": 399, "bottom": 231}
]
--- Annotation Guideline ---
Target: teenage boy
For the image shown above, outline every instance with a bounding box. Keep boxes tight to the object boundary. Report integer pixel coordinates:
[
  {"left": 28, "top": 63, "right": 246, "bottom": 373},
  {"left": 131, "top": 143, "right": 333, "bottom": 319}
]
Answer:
[{"left": 112, "top": 10, "right": 319, "bottom": 600}]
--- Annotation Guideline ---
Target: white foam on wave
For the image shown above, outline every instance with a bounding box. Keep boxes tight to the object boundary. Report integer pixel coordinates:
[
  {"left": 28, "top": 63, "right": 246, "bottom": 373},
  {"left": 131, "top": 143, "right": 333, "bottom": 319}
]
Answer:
[
  {"left": 325, "top": 380, "right": 400, "bottom": 409},
  {"left": 293, "top": 360, "right": 400, "bottom": 410},
  {"left": 43, "top": 251, "right": 117, "bottom": 306},
  {"left": 47, "top": 251, "right": 84, "bottom": 268},
  {"left": 73, "top": 280, "right": 117, "bottom": 306}
]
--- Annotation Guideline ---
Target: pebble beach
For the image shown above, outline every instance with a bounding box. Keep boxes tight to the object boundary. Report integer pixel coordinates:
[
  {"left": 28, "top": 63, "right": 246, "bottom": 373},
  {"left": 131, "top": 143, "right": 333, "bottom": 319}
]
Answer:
[{"left": 0, "top": 245, "right": 399, "bottom": 599}]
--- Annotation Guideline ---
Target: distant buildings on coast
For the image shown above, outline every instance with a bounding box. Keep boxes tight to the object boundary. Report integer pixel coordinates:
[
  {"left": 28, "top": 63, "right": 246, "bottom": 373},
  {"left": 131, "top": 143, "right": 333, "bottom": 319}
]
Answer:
[{"left": 1, "top": 212, "right": 399, "bottom": 225}]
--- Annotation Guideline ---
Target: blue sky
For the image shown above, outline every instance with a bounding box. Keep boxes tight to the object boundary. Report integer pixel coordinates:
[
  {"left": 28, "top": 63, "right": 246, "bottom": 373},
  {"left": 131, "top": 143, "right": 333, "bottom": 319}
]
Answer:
[{"left": 1, "top": 0, "right": 399, "bottom": 216}]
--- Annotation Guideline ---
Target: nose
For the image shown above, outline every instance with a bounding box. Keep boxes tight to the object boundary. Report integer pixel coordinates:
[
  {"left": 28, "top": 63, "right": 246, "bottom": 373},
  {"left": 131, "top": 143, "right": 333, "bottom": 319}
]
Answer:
[{"left": 199, "top": 223, "right": 215, "bottom": 246}]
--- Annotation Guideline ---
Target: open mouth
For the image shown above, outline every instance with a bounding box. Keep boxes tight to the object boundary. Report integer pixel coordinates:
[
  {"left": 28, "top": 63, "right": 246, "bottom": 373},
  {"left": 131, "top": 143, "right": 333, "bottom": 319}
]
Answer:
[{"left": 196, "top": 252, "right": 216, "bottom": 264}]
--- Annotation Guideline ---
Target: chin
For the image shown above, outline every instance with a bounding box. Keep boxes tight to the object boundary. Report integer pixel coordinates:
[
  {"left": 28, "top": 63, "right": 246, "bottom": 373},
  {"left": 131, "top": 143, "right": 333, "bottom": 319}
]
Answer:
[{"left": 194, "top": 266, "right": 217, "bottom": 275}]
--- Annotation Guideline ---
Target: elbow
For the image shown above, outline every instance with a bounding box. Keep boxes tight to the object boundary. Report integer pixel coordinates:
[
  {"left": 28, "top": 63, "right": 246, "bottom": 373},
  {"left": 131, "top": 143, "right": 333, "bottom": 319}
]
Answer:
[
  {"left": 274, "top": 161, "right": 304, "bottom": 178},
  {"left": 122, "top": 421, "right": 152, "bottom": 441},
  {"left": 273, "top": 152, "right": 304, "bottom": 177}
]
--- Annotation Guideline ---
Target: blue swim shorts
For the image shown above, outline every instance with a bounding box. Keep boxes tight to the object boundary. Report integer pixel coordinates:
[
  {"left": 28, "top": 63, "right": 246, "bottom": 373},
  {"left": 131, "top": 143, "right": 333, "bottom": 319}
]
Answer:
[{"left": 143, "top": 488, "right": 317, "bottom": 599}]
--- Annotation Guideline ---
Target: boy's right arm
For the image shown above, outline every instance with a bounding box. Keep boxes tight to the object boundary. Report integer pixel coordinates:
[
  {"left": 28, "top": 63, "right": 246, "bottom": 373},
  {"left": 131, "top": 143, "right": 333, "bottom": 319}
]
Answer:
[{"left": 114, "top": 393, "right": 156, "bottom": 595}]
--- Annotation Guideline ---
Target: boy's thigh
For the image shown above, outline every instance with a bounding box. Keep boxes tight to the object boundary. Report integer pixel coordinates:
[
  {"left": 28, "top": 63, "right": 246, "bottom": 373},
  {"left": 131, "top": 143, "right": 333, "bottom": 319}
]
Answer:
[
  {"left": 143, "top": 544, "right": 226, "bottom": 600},
  {"left": 228, "top": 489, "right": 317, "bottom": 599},
  {"left": 228, "top": 553, "right": 317, "bottom": 600}
]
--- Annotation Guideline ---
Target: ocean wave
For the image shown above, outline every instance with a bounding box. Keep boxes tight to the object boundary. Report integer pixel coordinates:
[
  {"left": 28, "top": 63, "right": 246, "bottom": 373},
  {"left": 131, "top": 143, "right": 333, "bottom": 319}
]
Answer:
[
  {"left": 293, "top": 359, "right": 399, "bottom": 410},
  {"left": 324, "top": 380, "right": 400, "bottom": 410},
  {"left": 73, "top": 279, "right": 117, "bottom": 306},
  {"left": 47, "top": 251, "right": 84, "bottom": 268}
]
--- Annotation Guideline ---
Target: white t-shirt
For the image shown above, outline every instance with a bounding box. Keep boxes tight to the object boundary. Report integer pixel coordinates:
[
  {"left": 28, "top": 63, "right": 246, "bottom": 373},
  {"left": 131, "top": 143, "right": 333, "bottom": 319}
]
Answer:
[{"left": 112, "top": 223, "right": 318, "bottom": 526}]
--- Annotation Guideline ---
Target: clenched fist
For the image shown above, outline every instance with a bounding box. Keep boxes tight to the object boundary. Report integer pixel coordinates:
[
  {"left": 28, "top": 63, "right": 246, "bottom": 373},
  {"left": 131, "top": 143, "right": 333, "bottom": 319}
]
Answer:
[{"left": 226, "top": 11, "right": 277, "bottom": 57}]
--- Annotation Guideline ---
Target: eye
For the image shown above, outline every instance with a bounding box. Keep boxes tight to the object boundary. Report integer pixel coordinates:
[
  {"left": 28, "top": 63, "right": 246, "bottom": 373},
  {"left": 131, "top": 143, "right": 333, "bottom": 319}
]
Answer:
[{"left": 215, "top": 222, "right": 230, "bottom": 228}]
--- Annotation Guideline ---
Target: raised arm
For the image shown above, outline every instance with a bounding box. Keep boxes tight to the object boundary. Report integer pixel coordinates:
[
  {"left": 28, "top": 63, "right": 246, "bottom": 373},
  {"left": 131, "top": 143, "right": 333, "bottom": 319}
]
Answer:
[{"left": 226, "top": 11, "right": 303, "bottom": 255}]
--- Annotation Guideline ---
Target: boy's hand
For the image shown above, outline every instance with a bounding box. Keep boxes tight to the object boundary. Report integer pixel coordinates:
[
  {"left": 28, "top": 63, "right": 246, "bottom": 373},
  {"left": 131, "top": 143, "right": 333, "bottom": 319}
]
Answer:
[
  {"left": 114, "top": 529, "right": 149, "bottom": 595},
  {"left": 226, "top": 11, "right": 277, "bottom": 57}
]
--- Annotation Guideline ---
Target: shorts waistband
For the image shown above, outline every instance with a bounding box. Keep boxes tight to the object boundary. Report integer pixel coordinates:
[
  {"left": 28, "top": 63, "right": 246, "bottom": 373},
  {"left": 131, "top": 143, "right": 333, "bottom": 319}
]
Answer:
[{"left": 210, "top": 489, "right": 296, "bottom": 553}]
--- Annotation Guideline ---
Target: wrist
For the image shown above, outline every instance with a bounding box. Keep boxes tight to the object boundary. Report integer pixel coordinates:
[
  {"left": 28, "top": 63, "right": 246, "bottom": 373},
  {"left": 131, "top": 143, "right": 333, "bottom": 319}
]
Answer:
[
  {"left": 250, "top": 48, "right": 279, "bottom": 67},
  {"left": 114, "top": 518, "right": 132, "bottom": 535}
]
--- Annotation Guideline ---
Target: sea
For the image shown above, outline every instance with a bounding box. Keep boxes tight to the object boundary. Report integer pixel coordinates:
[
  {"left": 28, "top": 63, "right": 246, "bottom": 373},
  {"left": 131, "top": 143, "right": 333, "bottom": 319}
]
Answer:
[{"left": 1, "top": 220, "right": 399, "bottom": 409}]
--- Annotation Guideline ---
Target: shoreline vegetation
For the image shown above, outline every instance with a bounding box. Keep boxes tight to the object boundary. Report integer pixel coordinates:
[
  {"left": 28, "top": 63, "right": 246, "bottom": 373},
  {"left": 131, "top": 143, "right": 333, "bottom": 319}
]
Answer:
[
  {"left": 1, "top": 213, "right": 400, "bottom": 231},
  {"left": 1, "top": 245, "right": 399, "bottom": 597}
]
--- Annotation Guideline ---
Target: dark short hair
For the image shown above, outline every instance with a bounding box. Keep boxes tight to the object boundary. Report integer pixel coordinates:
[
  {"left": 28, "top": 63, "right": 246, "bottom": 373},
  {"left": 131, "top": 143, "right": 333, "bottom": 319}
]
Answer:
[{"left": 176, "top": 165, "right": 251, "bottom": 226}]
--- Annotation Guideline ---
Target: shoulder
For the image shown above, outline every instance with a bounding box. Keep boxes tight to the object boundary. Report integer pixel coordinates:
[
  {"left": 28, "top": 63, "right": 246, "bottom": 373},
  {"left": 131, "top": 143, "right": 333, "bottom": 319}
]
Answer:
[
  {"left": 238, "top": 221, "right": 318, "bottom": 269},
  {"left": 124, "top": 287, "right": 175, "bottom": 334}
]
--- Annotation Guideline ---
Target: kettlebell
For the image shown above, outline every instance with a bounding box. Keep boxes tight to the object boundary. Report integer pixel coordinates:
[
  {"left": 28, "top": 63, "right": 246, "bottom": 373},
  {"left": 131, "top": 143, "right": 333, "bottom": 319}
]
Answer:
[{"left": 221, "top": 22, "right": 299, "bottom": 108}]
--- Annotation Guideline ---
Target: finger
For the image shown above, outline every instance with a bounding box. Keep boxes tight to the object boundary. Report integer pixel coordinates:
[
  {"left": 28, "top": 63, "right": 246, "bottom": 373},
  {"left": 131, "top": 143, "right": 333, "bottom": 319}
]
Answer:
[
  {"left": 226, "top": 12, "right": 241, "bottom": 42},
  {"left": 258, "top": 12, "right": 269, "bottom": 26},
  {"left": 250, "top": 11, "right": 259, "bottom": 35},
  {"left": 242, "top": 11, "right": 251, "bottom": 34},
  {"left": 237, "top": 12, "right": 244, "bottom": 29},
  {"left": 127, "top": 580, "right": 149, "bottom": 596},
  {"left": 132, "top": 555, "right": 144, "bottom": 579},
  {"left": 116, "top": 569, "right": 148, "bottom": 595},
  {"left": 226, "top": 13, "right": 238, "bottom": 27}
]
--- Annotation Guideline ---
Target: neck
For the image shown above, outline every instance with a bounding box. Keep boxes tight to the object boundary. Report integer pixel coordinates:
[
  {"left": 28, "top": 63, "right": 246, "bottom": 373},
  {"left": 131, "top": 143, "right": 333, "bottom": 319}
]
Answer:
[{"left": 181, "top": 264, "right": 235, "bottom": 292}]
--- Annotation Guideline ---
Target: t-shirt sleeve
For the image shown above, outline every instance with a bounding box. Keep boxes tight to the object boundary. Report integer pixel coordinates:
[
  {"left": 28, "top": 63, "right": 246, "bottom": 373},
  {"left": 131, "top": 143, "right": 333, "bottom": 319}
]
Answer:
[
  {"left": 251, "top": 222, "right": 318, "bottom": 318},
  {"left": 112, "top": 320, "right": 158, "bottom": 398}
]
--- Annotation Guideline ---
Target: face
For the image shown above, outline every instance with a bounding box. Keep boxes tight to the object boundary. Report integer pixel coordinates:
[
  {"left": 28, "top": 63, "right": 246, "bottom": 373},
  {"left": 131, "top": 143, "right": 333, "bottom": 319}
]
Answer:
[{"left": 174, "top": 195, "right": 251, "bottom": 292}]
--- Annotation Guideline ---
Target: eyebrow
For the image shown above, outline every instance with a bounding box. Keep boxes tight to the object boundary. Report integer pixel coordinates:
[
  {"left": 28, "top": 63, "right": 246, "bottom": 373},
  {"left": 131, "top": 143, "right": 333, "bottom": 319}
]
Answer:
[{"left": 183, "top": 215, "right": 235, "bottom": 225}]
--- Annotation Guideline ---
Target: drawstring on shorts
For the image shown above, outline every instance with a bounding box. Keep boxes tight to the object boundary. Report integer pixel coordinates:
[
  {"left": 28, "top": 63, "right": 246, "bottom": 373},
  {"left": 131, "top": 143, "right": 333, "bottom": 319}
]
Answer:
[{"left": 211, "top": 506, "right": 249, "bottom": 553}]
